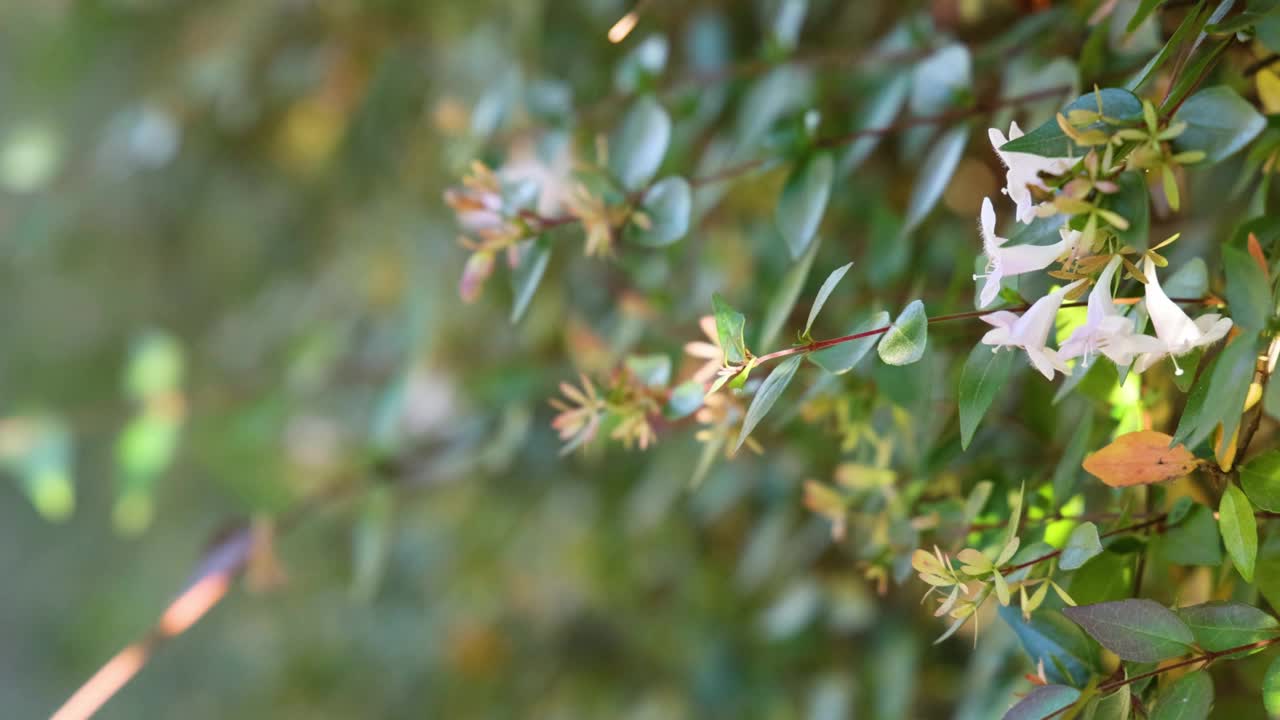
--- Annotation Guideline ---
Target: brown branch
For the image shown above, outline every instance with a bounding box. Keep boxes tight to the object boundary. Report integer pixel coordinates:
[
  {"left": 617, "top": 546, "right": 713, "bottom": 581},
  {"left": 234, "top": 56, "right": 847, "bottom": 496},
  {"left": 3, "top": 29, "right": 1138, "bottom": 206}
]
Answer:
[{"left": 1001, "top": 513, "right": 1170, "bottom": 575}]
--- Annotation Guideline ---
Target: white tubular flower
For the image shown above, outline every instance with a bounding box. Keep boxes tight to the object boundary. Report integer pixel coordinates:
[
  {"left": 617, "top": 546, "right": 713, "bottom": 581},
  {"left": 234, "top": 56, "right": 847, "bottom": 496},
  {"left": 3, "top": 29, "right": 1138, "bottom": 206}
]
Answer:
[
  {"left": 975, "top": 197, "right": 1072, "bottom": 308},
  {"left": 988, "top": 123, "right": 1075, "bottom": 224},
  {"left": 1134, "top": 256, "right": 1233, "bottom": 375},
  {"left": 981, "top": 280, "right": 1086, "bottom": 381},
  {"left": 1060, "top": 256, "right": 1163, "bottom": 368}
]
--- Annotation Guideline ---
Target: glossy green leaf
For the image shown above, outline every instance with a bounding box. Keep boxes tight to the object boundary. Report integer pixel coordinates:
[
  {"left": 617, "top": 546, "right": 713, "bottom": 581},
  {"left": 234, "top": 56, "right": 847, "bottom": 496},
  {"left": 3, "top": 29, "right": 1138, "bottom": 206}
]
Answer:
[
  {"left": 609, "top": 95, "right": 672, "bottom": 190},
  {"left": 776, "top": 152, "right": 833, "bottom": 259},
  {"left": 1173, "top": 86, "right": 1267, "bottom": 165},
  {"left": 1063, "top": 599, "right": 1195, "bottom": 662},
  {"left": 902, "top": 126, "right": 967, "bottom": 235},
  {"left": 958, "top": 341, "right": 1016, "bottom": 450},
  {"left": 805, "top": 262, "right": 854, "bottom": 337},
  {"left": 735, "top": 354, "right": 802, "bottom": 452},
  {"left": 877, "top": 300, "right": 928, "bottom": 366},
  {"left": 1061, "top": 522, "right": 1103, "bottom": 571},
  {"left": 1176, "top": 601, "right": 1280, "bottom": 654},
  {"left": 1242, "top": 450, "right": 1280, "bottom": 511},
  {"left": 809, "top": 311, "right": 890, "bottom": 374},
  {"left": 1149, "top": 671, "right": 1213, "bottom": 720},
  {"left": 627, "top": 176, "right": 690, "bottom": 247},
  {"left": 1001, "top": 684, "right": 1079, "bottom": 720},
  {"left": 1001, "top": 88, "right": 1142, "bottom": 157},
  {"left": 713, "top": 293, "right": 748, "bottom": 364},
  {"left": 1219, "top": 483, "right": 1258, "bottom": 582},
  {"left": 1222, "top": 245, "right": 1271, "bottom": 331}
]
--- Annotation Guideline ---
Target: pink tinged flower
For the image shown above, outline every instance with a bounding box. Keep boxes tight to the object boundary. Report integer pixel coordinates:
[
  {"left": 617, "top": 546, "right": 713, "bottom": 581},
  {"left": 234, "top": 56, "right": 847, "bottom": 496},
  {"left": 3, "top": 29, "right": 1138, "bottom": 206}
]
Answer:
[
  {"left": 981, "top": 280, "right": 1086, "bottom": 380},
  {"left": 458, "top": 250, "right": 495, "bottom": 303},
  {"left": 1060, "top": 256, "right": 1164, "bottom": 368},
  {"left": 974, "top": 197, "right": 1072, "bottom": 308},
  {"left": 1134, "top": 256, "right": 1233, "bottom": 375},
  {"left": 988, "top": 123, "right": 1075, "bottom": 224}
]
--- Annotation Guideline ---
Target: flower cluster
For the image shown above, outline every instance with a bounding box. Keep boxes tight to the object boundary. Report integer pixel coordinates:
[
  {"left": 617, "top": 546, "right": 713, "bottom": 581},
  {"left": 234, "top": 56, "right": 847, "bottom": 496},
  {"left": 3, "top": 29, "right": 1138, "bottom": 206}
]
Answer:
[{"left": 975, "top": 107, "right": 1229, "bottom": 380}]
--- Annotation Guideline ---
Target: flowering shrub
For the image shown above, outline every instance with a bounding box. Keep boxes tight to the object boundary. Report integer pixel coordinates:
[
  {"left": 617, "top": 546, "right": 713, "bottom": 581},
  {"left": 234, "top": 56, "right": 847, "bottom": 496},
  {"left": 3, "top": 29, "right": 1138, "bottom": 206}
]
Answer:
[{"left": 443, "top": 1, "right": 1280, "bottom": 716}]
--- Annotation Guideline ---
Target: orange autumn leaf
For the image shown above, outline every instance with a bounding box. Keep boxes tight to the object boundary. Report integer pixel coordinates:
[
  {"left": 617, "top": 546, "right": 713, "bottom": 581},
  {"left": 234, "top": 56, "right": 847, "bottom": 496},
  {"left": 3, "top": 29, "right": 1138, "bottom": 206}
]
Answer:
[{"left": 1082, "top": 431, "right": 1202, "bottom": 487}]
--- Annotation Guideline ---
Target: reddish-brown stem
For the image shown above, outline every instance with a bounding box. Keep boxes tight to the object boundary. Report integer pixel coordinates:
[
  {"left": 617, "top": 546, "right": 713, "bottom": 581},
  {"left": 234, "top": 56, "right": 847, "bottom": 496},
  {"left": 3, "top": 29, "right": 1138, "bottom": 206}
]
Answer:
[
  {"left": 1000, "top": 513, "right": 1170, "bottom": 575},
  {"left": 751, "top": 296, "right": 1210, "bottom": 367},
  {"left": 1040, "top": 635, "right": 1280, "bottom": 719}
]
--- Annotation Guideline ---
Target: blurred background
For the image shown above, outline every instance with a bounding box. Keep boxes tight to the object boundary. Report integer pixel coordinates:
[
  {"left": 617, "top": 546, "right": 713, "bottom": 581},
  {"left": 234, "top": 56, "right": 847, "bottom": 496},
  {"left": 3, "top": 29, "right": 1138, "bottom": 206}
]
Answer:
[{"left": 5, "top": 0, "right": 1269, "bottom": 718}]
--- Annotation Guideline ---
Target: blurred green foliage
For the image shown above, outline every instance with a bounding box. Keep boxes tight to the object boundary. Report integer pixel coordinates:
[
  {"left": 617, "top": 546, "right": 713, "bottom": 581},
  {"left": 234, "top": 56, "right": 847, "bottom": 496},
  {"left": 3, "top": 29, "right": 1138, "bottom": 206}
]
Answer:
[{"left": 5, "top": 0, "right": 1280, "bottom": 719}]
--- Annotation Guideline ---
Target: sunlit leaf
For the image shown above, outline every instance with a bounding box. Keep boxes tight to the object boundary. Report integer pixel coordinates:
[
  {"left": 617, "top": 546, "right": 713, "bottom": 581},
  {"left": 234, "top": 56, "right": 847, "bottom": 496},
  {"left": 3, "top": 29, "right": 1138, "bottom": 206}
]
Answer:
[{"left": 1081, "top": 431, "right": 1200, "bottom": 487}]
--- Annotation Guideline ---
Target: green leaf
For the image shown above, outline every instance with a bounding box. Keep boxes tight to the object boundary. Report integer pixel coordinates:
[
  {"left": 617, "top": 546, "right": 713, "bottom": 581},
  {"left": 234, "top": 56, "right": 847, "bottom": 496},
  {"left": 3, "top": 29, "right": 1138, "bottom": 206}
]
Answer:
[
  {"left": 665, "top": 380, "right": 705, "bottom": 420},
  {"left": 877, "top": 300, "right": 928, "bottom": 366},
  {"left": 1063, "top": 599, "right": 1195, "bottom": 662},
  {"left": 1223, "top": 245, "right": 1271, "bottom": 331},
  {"left": 1106, "top": 171, "right": 1150, "bottom": 252},
  {"left": 1266, "top": 370, "right": 1280, "bottom": 421},
  {"left": 712, "top": 293, "right": 748, "bottom": 364},
  {"left": 735, "top": 355, "right": 802, "bottom": 452},
  {"left": 1001, "top": 88, "right": 1143, "bottom": 157},
  {"left": 510, "top": 237, "right": 551, "bottom": 323},
  {"left": 1061, "top": 522, "right": 1104, "bottom": 571},
  {"left": 758, "top": 238, "right": 820, "bottom": 350},
  {"left": 809, "top": 311, "right": 890, "bottom": 374},
  {"left": 613, "top": 34, "right": 668, "bottom": 93},
  {"left": 958, "top": 341, "right": 1016, "bottom": 449},
  {"left": 1219, "top": 483, "right": 1258, "bottom": 582},
  {"left": 805, "top": 262, "right": 854, "bottom": 337},
  {"left": 1242, "top": 450, "right": 1280, "bottom": 511},
  {"left": 1158, "top": 503, "right": 1223, "bottom": 567},
  {"left": 1000, "top": 606, "right": 1103, "bottom": 685},
  {"left": 902, "top": 126, "right": 968, "bottom": 235},
  {"left": 1265, "top": 654, "right": 1280, "bottom": 717},
  {"left": 1176, "top": 601, "right": 1280, "bottom": 654},
  {"left": 1084, "top": 688, "right": 1131, "bottom": 720},
  {"left": 1149, "top": 670, "right": 1213, "bottom": 720},
  {"left": 1163, "top": 257, "right": 1209, "bottom": 299},
  {"left": 776, "top": 152, "right": 833, "bottom": 259},
  {"left": 909, "top": 44, "right": 972, "bottom": 116},
  {"left": 624, "top": 354, "right": 671, "bottom": 388},
  {"left": 1053, "top": 408, "right": 1095, "bottom": 502},
  {"left": 1127, "top": 2, "right": 1209, "bottom": 92},
  {"left": 840, "top": 73, "right": 909, "bottom": 174},
  {"left": 627, "top": 176, "right": 690, "bottom": 247},
  {"left": 350, "top": 485, "right": 393, "bottom": 602},
  {"left": 1127, "top": 0, "right": 1166, "bottom": 32},
  {"left": 609, "top": 95, "right": 672, "bottom": 190},
  {"left": 1001, "top": 684, "right": 1080, "bottom": 720},
  {"left": 1173, "top": 86, "right": 1267, "bottom": 165},
  {"left": 1067, "top": 551, "right": 1134, "bottom": 605},
  {"left": 1176, "top": 333, "right": 1258, "bottom": 451}
]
